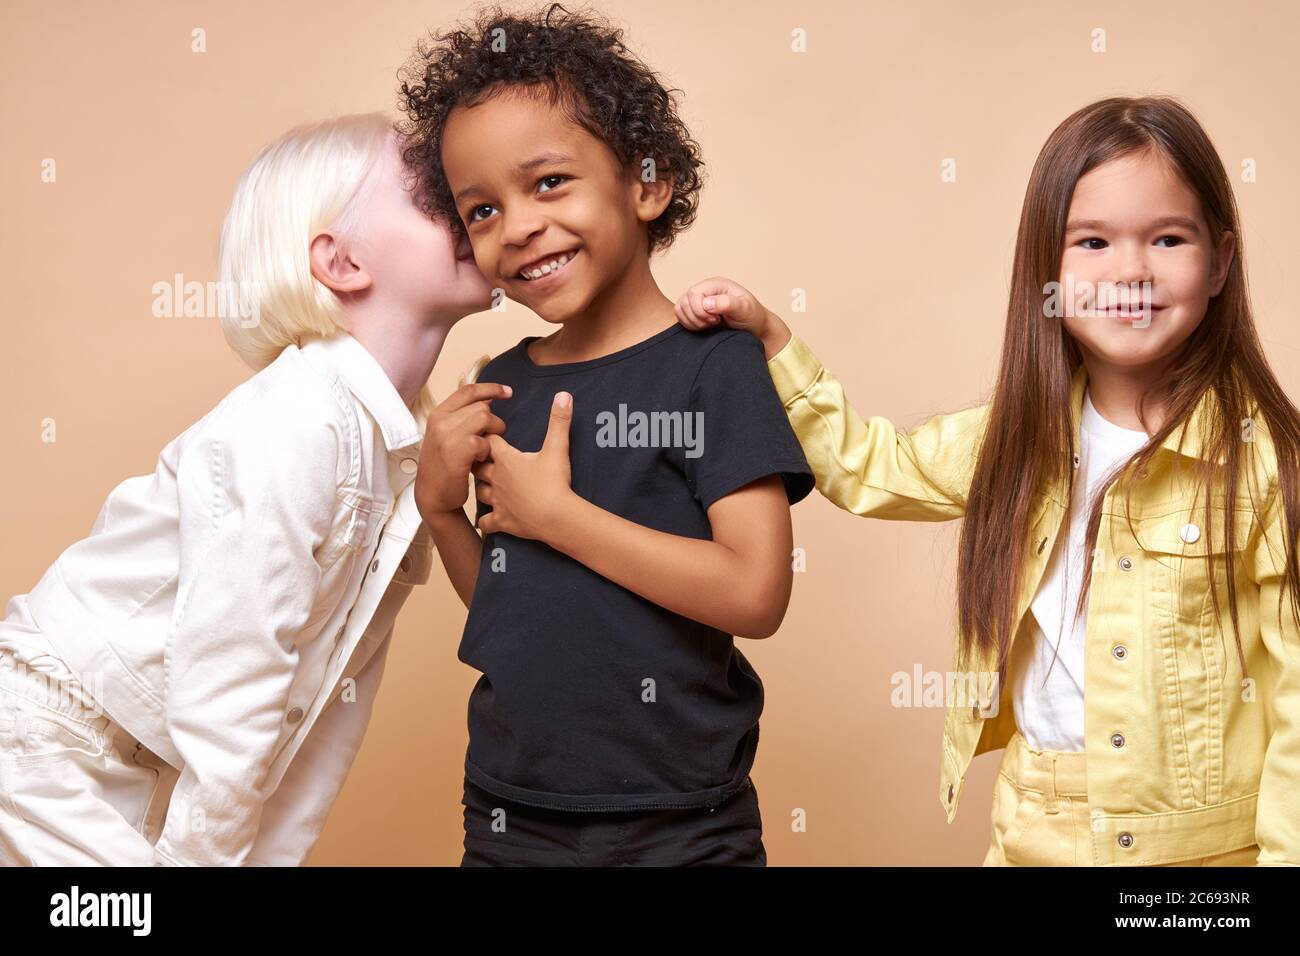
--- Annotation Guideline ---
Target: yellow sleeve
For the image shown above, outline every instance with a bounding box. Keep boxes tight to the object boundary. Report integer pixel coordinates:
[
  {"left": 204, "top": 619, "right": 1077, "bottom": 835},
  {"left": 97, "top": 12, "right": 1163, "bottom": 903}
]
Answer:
[
  {"left": 766, "top": 333, "right": 988, "bottom": 522},
  {"left": 1251, "top": 477, "right": 1300, "bottom": 866}
]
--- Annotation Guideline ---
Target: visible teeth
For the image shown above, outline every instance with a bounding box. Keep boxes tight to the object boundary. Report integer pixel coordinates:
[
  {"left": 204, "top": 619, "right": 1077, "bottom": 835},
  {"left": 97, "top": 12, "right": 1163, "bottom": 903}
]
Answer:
[{"left": 520, "top": 250, "right": 575, "bottom": 280}]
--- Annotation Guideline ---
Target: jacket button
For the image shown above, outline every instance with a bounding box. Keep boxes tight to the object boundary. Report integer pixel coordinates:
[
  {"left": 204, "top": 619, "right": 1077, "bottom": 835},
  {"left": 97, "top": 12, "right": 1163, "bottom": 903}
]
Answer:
[
  {"left": 400, "top": 458, "right": 418, "bottom": 475},
  {"left": 1112, "top": 644, "right": 1128, "bottom": 660},
  {"left": 1110, "top": 732, "right": 1125, "bottom": 748},
  {"left": 947, "top": 783, "right": 954, "bottom": 803},
  {"left": 1118, "top": 556, "right": 1133, "bottom": 571},
  {"left": 371, "top": 559, "right": 380, "bottom": 574},
  {"left": 287, "top": 707, "right": 304, "bottom": 724},
  {"left": 1072, "top": 453, "right": 1080, "bottom": 469},
  {"left": 1179, "top": 523, "right": 1201, "bottom": 544},
  {"left": 1117, "top": 832, "right": 1134, "bottom": 848},
  {"left": 400, "top": 556, "right": 411, "bottom": 573},
  {"left": 1037, "top": 537, "right": 1048, "bottom": 555}
]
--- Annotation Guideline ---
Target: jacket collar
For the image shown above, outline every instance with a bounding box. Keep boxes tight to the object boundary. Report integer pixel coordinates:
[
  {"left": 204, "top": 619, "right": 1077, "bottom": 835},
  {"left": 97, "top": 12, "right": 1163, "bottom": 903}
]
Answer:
[
  {"left": 300, "top": 333, "right": 423, "bottom": 452},
  {"left": 1067, "top": 363, "right": 1224, "bottom": 464}
]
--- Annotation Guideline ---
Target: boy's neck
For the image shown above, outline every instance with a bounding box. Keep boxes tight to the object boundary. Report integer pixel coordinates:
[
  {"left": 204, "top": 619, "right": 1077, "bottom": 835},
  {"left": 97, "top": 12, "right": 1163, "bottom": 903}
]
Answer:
[
  {"left": 532, "top": 254, "right": 677, "bottom": 364},
  {"left": 346, "top": 303, "right": 460, "bottom": 409}
]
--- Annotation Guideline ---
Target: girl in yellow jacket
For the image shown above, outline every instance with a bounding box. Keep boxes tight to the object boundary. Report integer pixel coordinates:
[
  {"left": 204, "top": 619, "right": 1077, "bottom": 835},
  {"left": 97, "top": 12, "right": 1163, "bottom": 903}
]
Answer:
[{"left": 675, "top": 95, "right": 1300, "bottom": 867}]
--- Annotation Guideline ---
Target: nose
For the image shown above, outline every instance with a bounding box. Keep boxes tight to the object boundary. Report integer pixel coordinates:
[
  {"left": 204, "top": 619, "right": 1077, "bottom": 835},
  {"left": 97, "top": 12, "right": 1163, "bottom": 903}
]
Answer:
[
  {"left": 500, "top": 203, "right": 547, "bottom": 251},
  {"left": 1114, "top": 240, "right": 1153, "bottom": 286}
]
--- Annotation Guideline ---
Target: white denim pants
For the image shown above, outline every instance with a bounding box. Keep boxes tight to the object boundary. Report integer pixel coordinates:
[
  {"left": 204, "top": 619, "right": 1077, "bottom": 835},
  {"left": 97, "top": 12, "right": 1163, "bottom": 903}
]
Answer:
[{"left": 0, "top": 597, "right": 178, "bottom": 866}]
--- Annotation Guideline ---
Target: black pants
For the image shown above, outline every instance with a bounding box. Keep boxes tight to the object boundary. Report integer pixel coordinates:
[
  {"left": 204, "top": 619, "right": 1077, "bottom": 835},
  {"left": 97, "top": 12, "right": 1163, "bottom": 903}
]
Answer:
[{"left": 460, "top": 776, "right": 766, "bottom": 866}]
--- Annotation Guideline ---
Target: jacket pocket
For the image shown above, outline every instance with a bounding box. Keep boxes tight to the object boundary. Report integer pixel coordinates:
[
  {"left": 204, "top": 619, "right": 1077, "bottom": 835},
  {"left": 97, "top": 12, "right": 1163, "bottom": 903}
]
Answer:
[
  {"left": 317, "top": 493, "right": 385, "bottom": 571},
  {"left": 304, "top": 494, "right": 387, "bottom": 636},
  {"left": 1132, "top": 506, "right": 1255, "bottom": 806},
  {"left": 1133, "top": 505, "right": 1255, "bottom": 622},
  {"left": 391, "top": 523, "right": 434, "bottom": 587}
]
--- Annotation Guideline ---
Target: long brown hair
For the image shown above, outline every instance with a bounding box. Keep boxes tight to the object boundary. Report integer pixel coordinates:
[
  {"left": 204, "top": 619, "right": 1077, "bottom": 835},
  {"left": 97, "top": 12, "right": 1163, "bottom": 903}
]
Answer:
[{"left": 956, "top": 96, "right": 1300, "bottom": 686}]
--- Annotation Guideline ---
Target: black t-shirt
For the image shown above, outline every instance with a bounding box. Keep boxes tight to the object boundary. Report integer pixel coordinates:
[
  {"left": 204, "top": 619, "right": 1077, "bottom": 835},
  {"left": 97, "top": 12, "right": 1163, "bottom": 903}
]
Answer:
[{"left": 460, "top": 324, "right": 814, "bottom": 811}]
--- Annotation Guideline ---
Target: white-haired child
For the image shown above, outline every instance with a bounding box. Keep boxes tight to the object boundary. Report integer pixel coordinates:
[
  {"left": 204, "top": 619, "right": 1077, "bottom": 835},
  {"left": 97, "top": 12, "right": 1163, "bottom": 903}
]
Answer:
[{"left": 0, "top": 112, "right": 504, "bottom": 866}]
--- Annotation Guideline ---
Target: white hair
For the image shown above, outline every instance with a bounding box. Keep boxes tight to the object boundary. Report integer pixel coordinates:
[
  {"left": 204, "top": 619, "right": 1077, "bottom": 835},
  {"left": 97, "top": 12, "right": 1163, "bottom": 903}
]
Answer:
[{"left": 217, "top": 112, "right": 434, "bottom": 423}]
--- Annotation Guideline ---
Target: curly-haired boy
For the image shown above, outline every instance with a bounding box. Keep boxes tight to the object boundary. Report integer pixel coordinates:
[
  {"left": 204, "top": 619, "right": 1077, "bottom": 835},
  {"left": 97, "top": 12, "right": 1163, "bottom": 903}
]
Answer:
[{"left": 401, "top": 3, "right": 813, "bottom": 866}]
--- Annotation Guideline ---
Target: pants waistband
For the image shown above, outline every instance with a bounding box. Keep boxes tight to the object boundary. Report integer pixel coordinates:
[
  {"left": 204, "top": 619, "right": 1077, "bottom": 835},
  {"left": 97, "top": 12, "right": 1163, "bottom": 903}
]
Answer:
[
  {"left": 0, "top": 644, "right": 112, "bottom": 732},
  {"left": 1002, "top": 729, "right": 1087, "bottom": 798}
]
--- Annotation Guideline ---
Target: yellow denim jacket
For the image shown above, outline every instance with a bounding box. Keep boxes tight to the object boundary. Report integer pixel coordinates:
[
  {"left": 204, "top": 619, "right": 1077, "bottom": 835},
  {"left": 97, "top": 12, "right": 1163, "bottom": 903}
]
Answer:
[{"left": 768, "top": 333, "right": 1300, "bottom": 866}]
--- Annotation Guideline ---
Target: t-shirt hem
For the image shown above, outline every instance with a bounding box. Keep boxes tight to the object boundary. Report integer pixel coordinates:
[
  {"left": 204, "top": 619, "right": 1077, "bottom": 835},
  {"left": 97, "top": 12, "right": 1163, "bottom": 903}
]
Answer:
[{"left": 463, "top": 740, "right": 759, "bottom": 812}]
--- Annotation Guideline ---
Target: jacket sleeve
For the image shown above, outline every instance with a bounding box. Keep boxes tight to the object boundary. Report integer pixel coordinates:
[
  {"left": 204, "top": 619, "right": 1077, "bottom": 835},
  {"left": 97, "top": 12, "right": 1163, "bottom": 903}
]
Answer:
[
  {"left": 152, "top": 384, "right": 345, "bottom": 867},
  {"left": 766, "top": 333, "right": 988, "bottom": 522},
  {"left": 242, "top": 632, "right": 394, "bottom": 867},
  {"left": 1251, "top": 477, "right": 1300, "bottom": 866}
]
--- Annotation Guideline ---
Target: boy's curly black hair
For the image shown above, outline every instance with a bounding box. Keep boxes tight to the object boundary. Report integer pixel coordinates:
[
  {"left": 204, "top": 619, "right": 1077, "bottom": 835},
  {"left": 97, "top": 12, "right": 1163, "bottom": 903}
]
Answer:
[{"left": 396, "top": 2, "right": 704, "bottom": 256}]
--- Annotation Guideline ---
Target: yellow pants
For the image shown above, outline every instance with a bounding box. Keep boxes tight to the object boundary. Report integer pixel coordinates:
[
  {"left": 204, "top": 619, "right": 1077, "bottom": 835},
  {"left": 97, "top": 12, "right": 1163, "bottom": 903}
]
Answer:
[{"left": 983, "top": 731, "right": 1259, "bottom": 866}]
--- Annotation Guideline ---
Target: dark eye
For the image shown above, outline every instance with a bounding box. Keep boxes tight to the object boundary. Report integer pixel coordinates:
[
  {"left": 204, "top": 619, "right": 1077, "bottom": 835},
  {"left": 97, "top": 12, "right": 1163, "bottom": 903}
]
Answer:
[
  {"left": 1154, "top": 235, "right": 1185, "bottom": 247},
  {"left": 538, "top": 174, "right": 568, "bottom": 193},
  {"left": 467, "top": 204, "right": 496, "bottom": 224},
  {"left": 1079, "top": 237, "right": 1107, "bottom": 250}
]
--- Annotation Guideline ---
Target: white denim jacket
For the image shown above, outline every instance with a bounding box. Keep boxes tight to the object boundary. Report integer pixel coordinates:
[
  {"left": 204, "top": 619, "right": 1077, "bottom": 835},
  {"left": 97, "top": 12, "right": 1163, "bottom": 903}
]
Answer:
[{"left": 18, "top": 332, "right": 434, "bottom": 866}]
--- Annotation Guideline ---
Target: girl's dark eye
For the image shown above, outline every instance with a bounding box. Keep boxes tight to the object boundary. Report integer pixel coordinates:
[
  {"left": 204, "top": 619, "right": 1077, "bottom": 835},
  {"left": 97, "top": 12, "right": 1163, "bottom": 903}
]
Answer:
[
  {"left": 467, "top": 204, "right": 495, "bottom": 224},
  {"left": 1079, "top": 237, "right": 1107, "bottom": 250},
  {"left": 1155, "top": 235, "right": 1185, "bottom": 247},
  {"left": 538, "top": 174, "right": 568, "bottom": 193}
]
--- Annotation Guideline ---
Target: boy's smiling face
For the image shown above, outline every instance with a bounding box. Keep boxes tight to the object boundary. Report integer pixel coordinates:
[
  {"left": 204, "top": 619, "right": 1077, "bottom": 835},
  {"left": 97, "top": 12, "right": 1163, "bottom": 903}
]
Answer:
[{"left": 440, "top": 85, "right": 669, "bottom": 324}]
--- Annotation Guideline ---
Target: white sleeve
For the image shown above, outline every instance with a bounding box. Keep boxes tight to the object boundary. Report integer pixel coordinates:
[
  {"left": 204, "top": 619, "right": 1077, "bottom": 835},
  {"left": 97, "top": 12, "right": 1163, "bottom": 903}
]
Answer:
[
  {"left": 242, "top": 631, "right": 394, "bottom": 867},
  {"left": 152, "top": 385, "right": 345, "bottom": 867}
]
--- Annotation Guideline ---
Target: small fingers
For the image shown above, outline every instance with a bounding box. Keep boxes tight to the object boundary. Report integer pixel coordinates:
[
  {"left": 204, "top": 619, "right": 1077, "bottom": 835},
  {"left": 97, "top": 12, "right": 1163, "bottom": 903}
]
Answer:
[{"left": 442, "top": 381, "right": 513, "bottom": 414}]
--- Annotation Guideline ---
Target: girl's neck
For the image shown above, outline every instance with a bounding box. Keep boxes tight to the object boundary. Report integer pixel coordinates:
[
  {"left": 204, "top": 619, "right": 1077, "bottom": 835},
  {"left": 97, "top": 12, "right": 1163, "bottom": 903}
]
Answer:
[
  {"left": 345, "top": 301, "right": 461, "bottom": 409},
  {"left": 1080, "top": 353, "right": 1171, "bottom": 435}
]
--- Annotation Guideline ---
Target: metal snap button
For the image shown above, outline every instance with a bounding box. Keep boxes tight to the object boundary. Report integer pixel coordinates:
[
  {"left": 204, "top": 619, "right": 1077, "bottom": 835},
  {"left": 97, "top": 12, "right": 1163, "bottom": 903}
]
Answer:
[
  {"left": 947, "top": 783, "right": 954, "bottom": 803},
  {"left": 371, "top": 559, "right": 380, "bottom": 574},
  {"left": 1112, "top": 644, "right": 1127, "bottom": 660},
  {"left": 1110, "top": 732, "right": 1125, "bottom": 748},
  {"left": 400, "top": 458, "right": 418, "bottom": 475},
  {"left": 1118, "top": 556, "right": 1133, "bottom": 571},
  {"left": 287, "top": 707, "right": 304, "bottom": 724},
  {"left": 1179, "top": 523, "right": 1201, "bottom": 544},
  {"left": 1037, "top": 537, "right": 1048, "bottom": 554},
  {"left": 1118, "top": 832, "right": 1134, "bottom": 848},
  {"left": 1072, "top": 452, "right": 1080, "bottom": 469}
]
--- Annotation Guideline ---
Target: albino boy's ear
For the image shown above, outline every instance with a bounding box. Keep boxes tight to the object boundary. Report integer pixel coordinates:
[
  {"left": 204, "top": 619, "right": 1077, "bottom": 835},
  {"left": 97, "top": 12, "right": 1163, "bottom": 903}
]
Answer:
[{"left": 309, "top": 231, "right": 372, "bottom": 294}]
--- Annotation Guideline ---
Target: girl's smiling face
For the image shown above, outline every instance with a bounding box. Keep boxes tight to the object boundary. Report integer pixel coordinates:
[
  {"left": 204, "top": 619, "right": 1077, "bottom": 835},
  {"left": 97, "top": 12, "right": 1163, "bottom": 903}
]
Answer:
[
  {"left": 439, "top": 85, "right": 660, "bottom": 324},
  {"left": 1059, "top": 147, "right": 1235, "bottom": 372}
]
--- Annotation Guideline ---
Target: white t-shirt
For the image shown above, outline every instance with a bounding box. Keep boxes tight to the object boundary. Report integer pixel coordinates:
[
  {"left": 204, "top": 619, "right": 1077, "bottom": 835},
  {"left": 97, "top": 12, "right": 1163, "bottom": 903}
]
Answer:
[{"left": 1011, "top": 389, "right": 1149, "bottom": 752}]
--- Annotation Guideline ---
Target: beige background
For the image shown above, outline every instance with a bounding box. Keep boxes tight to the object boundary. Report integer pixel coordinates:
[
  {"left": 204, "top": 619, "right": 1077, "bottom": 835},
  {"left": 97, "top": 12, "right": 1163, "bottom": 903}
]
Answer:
[{"left": 2, "top": 0, "right": 1297, "bottom": 865}]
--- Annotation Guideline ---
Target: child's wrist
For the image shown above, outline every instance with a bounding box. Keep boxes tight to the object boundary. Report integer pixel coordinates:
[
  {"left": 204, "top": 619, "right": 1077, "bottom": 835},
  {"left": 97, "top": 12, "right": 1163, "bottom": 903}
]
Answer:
[
  {"left": 758, "top": 311, "right": 792, "bottom": 360},
  {"left": 420, "top": 504, "right": 470, "bottom": 530},
  {"left": 542, "top": 489, "right": 587, "bottom": 552}
]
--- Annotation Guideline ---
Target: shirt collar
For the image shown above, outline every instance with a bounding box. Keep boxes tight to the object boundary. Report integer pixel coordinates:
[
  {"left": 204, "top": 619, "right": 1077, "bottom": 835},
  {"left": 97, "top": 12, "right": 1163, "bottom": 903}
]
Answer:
[
  {"left": 1067, "top": 363, "right": 1223, "bottom": 464},
  {"left": 300, "top": 333, "right": 423, "bottom": 452}
]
